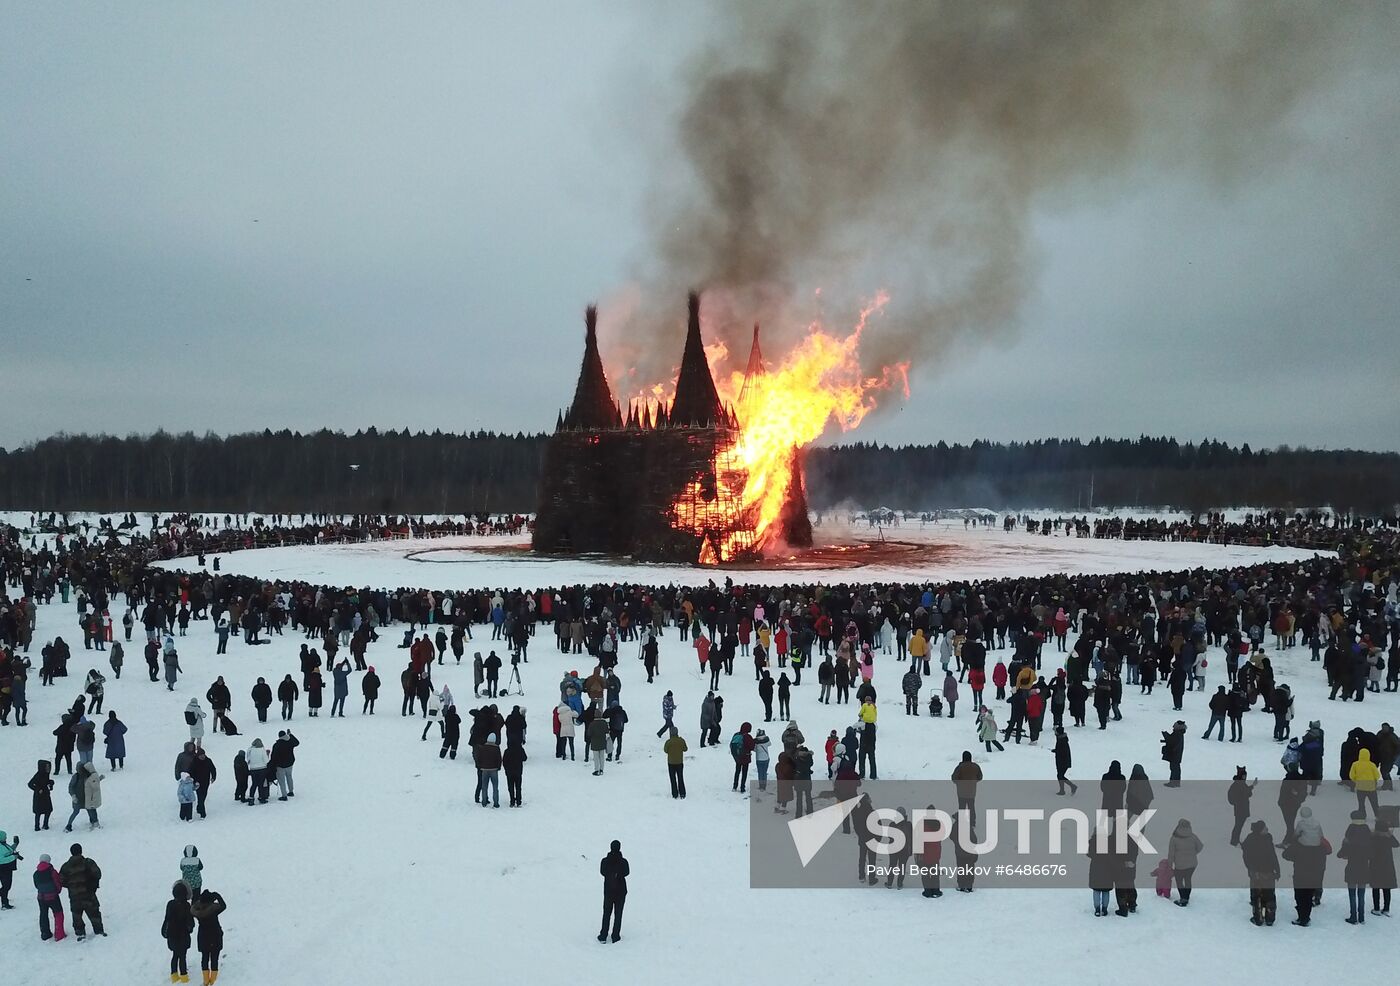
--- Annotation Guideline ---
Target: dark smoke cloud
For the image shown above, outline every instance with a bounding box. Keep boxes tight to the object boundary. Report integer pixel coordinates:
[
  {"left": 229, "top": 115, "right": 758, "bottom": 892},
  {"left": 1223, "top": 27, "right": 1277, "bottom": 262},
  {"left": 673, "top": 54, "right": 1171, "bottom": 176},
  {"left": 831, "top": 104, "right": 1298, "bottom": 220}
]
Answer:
[{"left": 602, "top": 0, "right": 1395, "bottom": 399}]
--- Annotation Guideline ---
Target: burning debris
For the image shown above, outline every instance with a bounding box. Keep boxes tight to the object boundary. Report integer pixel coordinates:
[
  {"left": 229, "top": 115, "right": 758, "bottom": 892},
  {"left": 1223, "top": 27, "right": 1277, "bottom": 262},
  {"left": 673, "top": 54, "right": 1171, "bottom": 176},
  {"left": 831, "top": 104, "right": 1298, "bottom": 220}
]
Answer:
[{"left": 534, "top": 292, "right": 904, "bottom": 565}]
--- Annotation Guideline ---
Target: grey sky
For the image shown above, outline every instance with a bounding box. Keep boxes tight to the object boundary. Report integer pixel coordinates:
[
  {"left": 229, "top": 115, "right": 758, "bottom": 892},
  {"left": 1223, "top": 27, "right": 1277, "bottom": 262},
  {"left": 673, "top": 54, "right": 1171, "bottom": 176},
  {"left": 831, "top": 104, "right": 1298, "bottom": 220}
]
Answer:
[{"left": 3, "top": 3, "right": 1397, "bottom": 451}]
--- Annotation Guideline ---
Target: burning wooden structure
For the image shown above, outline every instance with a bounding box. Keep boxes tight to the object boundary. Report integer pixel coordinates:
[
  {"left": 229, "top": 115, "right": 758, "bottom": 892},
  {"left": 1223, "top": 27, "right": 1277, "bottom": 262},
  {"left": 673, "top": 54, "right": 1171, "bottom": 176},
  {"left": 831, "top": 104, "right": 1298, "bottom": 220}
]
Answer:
[{"left": 533, "top": 293, "right": 811, "bottom": 564}]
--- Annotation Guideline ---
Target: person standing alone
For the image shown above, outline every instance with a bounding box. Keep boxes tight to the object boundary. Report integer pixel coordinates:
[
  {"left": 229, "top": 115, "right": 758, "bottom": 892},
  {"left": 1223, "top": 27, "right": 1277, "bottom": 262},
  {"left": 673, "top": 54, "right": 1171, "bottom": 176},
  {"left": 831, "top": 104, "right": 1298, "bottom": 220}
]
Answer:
[{"left": 598, "top": 839, "right": 629, "bottom": 943}]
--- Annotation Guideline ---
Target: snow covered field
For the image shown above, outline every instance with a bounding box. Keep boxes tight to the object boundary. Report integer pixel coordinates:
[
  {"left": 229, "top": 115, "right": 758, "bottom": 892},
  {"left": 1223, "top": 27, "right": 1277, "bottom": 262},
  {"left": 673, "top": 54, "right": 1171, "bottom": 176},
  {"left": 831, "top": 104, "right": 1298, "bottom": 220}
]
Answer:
[
  {"left": 3, "top": 523, "right": 1388, "bottom": 985},
  {"left": 147, "top": 518, "right": 1327, "bottom": 590}
]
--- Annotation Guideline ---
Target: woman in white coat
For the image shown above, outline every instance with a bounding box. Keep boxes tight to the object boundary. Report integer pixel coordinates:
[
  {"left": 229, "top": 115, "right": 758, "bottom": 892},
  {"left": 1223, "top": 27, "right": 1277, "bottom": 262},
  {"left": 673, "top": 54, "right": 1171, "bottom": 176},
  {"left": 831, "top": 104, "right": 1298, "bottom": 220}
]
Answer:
[
  {"left": 420, "top": 688, "right": 443, "bottom": 742},
  {"left": 244, "top": 739, "right": 271, "bottom": 805},
  {"left": 185, "top": 699, "right": 207, "bottom": 750},
  {"left": 555, "top": 702, "right": 577, "bottom": 760}
]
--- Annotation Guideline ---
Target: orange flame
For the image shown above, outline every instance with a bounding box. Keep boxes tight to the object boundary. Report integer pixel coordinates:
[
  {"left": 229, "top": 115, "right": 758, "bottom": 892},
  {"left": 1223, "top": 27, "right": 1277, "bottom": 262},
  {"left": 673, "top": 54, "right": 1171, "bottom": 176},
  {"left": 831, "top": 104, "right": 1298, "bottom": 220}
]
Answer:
[{"left": 669, "top": 292, "right": 908, "bottom": 563}]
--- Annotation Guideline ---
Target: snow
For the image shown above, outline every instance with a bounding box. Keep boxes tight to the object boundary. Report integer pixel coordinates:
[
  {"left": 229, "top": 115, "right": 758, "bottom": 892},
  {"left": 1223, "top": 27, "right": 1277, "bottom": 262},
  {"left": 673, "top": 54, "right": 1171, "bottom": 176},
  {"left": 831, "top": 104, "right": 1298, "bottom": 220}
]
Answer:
[
  {"left": 0, "top": 520, "right": 1383, "bottom": 985},
  {"left": 147, "top": 519, "right": 1327, "bottom": 590}
]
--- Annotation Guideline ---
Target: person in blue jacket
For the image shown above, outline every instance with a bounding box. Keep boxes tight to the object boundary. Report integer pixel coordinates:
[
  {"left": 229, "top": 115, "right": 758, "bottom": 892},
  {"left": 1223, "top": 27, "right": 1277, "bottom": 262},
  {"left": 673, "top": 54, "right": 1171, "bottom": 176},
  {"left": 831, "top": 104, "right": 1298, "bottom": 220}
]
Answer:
[
  {"left": 177, "top": 773, "right": 197, "bottom": 822},
  {"left": 103, "top": 711, "right": 127, "bottom": 770}
]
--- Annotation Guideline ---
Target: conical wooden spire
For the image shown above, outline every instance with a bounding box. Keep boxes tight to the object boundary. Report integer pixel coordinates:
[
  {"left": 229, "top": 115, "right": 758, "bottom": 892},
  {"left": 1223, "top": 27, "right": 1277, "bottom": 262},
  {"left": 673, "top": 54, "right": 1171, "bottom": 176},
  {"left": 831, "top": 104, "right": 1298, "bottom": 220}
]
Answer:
[
  {"left": 564, "top": 305, "right": 622, "bottom": 430},
  {"left": 669, "top": 292, "right": 725, "bottom": 428}
]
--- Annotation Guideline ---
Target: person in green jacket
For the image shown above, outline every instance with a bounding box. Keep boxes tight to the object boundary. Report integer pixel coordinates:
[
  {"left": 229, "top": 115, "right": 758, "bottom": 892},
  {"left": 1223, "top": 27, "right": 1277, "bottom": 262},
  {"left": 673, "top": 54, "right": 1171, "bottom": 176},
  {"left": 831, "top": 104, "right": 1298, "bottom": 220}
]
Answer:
[{"left": 0, "top": 831, "right": 20, "bottom": 909}]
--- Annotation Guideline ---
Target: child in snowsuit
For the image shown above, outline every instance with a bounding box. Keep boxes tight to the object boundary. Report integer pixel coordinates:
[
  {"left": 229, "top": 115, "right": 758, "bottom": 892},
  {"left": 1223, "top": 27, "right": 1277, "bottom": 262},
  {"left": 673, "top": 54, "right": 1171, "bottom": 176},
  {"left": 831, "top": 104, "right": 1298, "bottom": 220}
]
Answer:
[{"left": 1151, "top": 858, "right": 1173, "bottom": 899}]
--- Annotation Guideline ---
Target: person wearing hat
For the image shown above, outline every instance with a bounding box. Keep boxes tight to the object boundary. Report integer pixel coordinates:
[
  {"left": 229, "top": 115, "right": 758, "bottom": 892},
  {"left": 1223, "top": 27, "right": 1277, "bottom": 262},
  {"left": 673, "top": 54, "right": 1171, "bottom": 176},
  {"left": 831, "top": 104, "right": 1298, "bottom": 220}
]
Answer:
[
  {"left": 33, "top": 852, "right": 64, "bottom": 941},
  {"left": 0, "top": 831, "right": 20, "bottom": 910},
  {"left": 162, "top": 880, "right": 195, "bottom": 982},
  {"left": 360, "top": 665, "right": 380, "bottom": 715},
  {"left": 1240, "top": 820, "right": 1279, "bottom": 925},
  {"left": 1338, "top": 809, "right": 1374, "bottom": 924},
  {"left": 1161, "top": 721, "right": 1186, "bottom": 787},
  {"left": 475, "top": 732, "right": 502, "bottom": 807},
  {"left": 191, "top": 888, "right": 227, "bottom": 984},
  {"left": 58, "top": 843, "right": 104, "bottom": 939},
  {"left": 598, "top": 839, "right": 629, "bottom": 943}
]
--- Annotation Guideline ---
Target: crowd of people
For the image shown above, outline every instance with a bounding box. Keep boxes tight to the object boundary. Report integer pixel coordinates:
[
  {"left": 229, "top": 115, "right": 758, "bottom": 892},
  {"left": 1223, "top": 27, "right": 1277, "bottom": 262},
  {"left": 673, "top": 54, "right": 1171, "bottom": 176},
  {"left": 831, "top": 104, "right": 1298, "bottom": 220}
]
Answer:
[{"left": 3, "top": 507, "right": 1400, "bottom": 972}]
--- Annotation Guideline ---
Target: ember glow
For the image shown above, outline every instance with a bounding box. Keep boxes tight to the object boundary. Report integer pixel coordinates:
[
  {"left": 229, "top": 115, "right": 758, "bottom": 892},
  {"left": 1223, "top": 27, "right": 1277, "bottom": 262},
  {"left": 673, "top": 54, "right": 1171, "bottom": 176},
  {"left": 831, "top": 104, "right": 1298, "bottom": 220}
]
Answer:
[{"left": 633, "top": 292, "right": 909, "bottom": 564}]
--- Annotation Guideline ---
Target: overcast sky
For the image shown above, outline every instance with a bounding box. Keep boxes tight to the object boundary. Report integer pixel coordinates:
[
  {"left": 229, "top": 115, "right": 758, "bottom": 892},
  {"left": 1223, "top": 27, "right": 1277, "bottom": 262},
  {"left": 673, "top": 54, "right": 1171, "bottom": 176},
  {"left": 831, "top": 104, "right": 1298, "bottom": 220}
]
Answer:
[{"left": 3, "top": 3, "right": 1398, "bottom": 452}]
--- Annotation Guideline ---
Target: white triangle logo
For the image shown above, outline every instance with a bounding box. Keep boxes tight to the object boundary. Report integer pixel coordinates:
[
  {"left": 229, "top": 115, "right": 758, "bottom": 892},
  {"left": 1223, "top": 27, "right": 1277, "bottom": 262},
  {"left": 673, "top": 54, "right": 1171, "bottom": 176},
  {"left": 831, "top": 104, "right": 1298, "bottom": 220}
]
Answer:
[{"left": 787, "top": 798, "right": 860, "bottom": 867}]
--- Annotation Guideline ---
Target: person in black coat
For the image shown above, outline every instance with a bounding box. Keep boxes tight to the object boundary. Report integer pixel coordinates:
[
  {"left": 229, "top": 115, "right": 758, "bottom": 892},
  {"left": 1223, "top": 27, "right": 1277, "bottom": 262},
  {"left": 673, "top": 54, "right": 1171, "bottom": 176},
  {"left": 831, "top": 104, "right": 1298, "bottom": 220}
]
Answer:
[
  {"left": 503, "top": 742, "right": 527, "bottom": 807},
  {"left": 161, "top": 881, "right": 195, "bottom": 981},
  {"left": 1100, "top": 760, "right": 1126, "bottom": 812},
  {"left": 205, "top": 678, "right": 232, "bottom": 734},
  {"left": 232, "top": 751, "right": 249, "bottom": 804},
  {"left": 505, "top": 706, "right": 527, "bottom": 747},
  {"left": 277, "top": 675, "right": 299, "bottom": 721},
  {"left": 1161, "top": 722, "right": 1185, "bottom": 787},
  {"left": 598, "top": 840, "right": 629, "bottom": 943},
  {"left": 1126, "top": 764, "right": 1154, "bottom": 819},
  {"left": 189, "top": 749, "right": 217, "bottom": 820},
  {"left": 1068, "top": 679, "right": 1088, "bottom": 726},
  {"left": 250, "top": 678, "right": 272, "bottom": 723},
  {"left": 29, "top": 760, "right": 54, "bottom": 830},
  {"left": 191, "top": 889, "right": 226, "bottom": 980},
  {"left": 1053, "top": 727, "right": 1077, "bottom": 795},
  {"left": 440, "top": 706, "right": 462, "bottom": 760},
  {"left": 361, "top": 666, "right": 381, "bottom": 714},
  {"left": 1226, "top": 766, "right": 1257, "bottom": 846},
  {"left": 1372, "top": 819, "right": 1397, "bottom": 915},
  {"left": 53, "top": 712, "right": 77, "bottom": 774},
  {"left": 757, "top": 672, "right": 774, "bottom": 721},
  {"left": 1241, "top": 820, "right": 1280, "bottom": 925}
]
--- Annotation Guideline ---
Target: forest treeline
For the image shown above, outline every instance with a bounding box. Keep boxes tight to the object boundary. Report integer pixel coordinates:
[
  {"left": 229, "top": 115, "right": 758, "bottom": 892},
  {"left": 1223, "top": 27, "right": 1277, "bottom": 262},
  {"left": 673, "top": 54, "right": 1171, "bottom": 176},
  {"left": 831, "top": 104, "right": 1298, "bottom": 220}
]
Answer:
[{"left": 0, "top": 431, "right": 1397, "bottom": 514}]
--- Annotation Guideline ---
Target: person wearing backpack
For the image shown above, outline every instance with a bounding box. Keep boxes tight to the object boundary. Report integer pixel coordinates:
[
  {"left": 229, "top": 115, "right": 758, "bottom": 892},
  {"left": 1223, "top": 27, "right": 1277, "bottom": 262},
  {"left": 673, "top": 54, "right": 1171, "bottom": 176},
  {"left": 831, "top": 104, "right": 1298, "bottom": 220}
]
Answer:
[
  {"left": 730, "top": 722, "right": 754, "bottom": 792},
  {"left": 184, "top": 699, "right": 206, "bottom": 750}
]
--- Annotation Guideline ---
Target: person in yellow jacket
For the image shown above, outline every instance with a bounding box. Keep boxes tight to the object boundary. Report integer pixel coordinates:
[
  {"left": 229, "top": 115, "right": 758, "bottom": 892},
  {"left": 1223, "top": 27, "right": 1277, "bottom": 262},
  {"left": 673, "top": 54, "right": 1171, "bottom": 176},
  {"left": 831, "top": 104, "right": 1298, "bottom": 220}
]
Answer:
[
  {"left": 1351, "top": 748, "right": 1382, "bottom": 817},
  {"left": 908, "top": 630, "right": 928, "bottom": 674},
  {"left": 859, "top": 698, "right": 878, "bottom": 724}
]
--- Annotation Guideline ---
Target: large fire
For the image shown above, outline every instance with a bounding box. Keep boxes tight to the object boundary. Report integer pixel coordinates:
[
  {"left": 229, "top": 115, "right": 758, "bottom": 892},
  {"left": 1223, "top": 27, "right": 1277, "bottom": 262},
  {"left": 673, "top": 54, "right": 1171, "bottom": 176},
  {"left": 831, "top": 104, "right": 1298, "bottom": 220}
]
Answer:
[{"left": 630, "top": 292, "right": 909, "bottom": 564}]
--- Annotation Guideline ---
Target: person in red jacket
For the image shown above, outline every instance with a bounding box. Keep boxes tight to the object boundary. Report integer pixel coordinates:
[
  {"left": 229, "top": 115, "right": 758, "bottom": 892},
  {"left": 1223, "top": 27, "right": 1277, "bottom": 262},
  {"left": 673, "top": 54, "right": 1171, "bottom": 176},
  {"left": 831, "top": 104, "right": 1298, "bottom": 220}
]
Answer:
[
  {"left": 969, "top": 667, "right": 986, "bottom": 708},
  {"left": 1026, "top": 689, "right": 1046, "bottom": 744},
  {"left": 33, "top": 854, "right": 65, "bottom": 941},
  {"left": 917, "top": 807, "right": 944, "bottom": 898},
  {"left": 815, "top": 614, "right": 833, "bottom": 655},
  {"left": 992, "top": 661, "right": 1009, "bottom": 700}
]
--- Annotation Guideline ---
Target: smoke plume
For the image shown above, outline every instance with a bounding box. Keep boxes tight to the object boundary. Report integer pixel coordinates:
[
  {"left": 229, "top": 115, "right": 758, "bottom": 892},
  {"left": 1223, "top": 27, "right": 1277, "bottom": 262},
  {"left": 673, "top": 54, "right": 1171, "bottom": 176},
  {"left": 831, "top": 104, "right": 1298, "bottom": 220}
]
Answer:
[{"left": 602, "top": 0, "right": 1394, "bottom": 401}]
